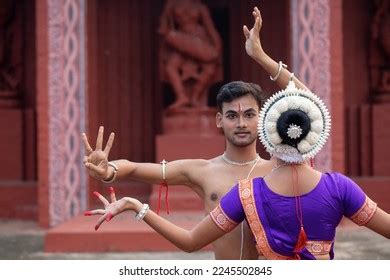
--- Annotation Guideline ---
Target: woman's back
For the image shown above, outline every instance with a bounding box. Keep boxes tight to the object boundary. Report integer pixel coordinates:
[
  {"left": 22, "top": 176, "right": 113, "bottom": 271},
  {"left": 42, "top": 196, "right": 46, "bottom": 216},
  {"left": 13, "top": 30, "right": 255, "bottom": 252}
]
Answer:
[
  {"left": 263, "top": 164, "right": 322, "bottom": 197},
  {"left": 245, "top": 170, "right": 375, "bottom": 259}
]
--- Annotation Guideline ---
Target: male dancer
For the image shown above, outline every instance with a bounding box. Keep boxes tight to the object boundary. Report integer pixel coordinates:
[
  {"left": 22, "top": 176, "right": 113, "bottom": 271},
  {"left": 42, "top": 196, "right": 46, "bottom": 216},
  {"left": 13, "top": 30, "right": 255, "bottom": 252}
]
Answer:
[{"left": 83, "top": 81, "right": 272, "bottom": 259}]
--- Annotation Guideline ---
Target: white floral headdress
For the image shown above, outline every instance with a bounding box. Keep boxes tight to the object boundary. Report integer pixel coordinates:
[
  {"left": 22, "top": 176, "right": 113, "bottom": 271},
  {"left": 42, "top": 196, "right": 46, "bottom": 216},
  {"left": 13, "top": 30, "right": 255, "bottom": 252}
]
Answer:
[{"left": 258, "top": 80, "right": 331, "bottom": 163}]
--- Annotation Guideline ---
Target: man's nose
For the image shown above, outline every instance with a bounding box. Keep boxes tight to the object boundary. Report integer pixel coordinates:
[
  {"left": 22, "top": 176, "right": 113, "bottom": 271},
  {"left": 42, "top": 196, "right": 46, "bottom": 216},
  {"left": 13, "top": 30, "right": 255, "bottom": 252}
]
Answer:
[{"left": 237, "top": 115, "right": 247, "bottom": 128}]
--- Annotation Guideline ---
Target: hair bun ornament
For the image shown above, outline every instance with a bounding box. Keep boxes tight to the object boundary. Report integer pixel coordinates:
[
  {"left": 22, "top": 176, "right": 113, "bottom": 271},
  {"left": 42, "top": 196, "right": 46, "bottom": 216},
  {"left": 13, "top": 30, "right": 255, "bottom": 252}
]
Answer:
[
  {"left": 258, "top": 80, "right": 331, "bottom": 163},
  {"left": 287, "top": 124, "right": 303, "bottom": 139}
]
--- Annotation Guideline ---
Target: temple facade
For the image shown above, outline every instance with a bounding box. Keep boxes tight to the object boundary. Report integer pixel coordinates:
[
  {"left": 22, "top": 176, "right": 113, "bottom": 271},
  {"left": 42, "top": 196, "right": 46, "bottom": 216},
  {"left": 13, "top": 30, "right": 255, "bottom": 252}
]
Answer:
[{"left": 1, "top": 0, "right": 389, "bottom": 236}]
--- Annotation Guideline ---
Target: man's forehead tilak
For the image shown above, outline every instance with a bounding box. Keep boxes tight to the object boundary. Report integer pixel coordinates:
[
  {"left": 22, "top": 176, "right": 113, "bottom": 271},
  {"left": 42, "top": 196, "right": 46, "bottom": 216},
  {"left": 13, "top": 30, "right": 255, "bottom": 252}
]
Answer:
[
  {"left": 225, "top": 102, "right": 257, "bottom": 114},
  {"left": 222, "top": 96, "right": 259, "bottom": 114}
]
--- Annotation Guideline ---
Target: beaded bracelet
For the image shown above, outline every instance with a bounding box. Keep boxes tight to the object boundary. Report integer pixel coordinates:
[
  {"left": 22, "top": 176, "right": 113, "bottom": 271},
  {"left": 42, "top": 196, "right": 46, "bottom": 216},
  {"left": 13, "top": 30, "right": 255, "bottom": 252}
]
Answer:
[{"left": 135, "top": 203, "right": 150, "bottom": 221}]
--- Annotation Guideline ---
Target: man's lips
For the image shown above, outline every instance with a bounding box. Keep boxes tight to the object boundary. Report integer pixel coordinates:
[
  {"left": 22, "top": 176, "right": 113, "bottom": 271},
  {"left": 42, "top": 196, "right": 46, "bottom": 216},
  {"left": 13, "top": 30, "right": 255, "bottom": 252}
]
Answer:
[{"left": 235, "top": 131, "right": 250, "bottom": 137}]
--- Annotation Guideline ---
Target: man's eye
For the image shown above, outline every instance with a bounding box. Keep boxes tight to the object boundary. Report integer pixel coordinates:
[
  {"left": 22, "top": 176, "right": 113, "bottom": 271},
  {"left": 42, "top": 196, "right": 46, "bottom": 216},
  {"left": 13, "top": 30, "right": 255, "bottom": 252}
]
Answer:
[
  {"left": 245, "top": 113, "right": 256, "bottom": 118},
  {"left": 226, "top": 114, "right": 237, "bottom": 119}
]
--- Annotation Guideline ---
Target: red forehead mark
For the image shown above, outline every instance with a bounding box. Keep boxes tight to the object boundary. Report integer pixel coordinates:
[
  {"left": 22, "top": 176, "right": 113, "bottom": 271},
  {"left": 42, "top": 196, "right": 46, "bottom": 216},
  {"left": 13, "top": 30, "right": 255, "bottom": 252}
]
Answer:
[{"left": 238, "top": 103, "right": 242, "bottom": 113}]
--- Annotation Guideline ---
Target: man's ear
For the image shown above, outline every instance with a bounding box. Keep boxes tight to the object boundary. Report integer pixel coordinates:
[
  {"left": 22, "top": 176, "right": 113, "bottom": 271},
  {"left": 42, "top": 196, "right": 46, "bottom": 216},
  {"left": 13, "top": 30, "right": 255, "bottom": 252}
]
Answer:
[{"left": 216, "top": 112, "right": 223, "bottom": 128}]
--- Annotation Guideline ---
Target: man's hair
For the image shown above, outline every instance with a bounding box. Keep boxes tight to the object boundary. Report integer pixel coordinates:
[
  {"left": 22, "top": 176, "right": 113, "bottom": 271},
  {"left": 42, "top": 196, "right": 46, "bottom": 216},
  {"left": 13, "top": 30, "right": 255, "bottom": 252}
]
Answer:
[{"left": 216, "top": 81, "right": 266, "bottom": 112}]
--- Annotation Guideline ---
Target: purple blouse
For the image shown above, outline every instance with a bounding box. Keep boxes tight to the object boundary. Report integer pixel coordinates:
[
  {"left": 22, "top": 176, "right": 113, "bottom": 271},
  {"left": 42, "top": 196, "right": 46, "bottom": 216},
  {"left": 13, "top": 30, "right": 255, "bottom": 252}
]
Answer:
[{"left": 210, "top": 172, "right": 377, "bottom": 259}]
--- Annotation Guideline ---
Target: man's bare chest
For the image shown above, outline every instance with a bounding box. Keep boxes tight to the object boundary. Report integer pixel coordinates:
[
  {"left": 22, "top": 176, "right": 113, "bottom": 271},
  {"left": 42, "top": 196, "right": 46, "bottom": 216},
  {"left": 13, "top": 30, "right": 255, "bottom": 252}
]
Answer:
[{"left": 200, "top": 171, "right": 249, "bottom": 211}]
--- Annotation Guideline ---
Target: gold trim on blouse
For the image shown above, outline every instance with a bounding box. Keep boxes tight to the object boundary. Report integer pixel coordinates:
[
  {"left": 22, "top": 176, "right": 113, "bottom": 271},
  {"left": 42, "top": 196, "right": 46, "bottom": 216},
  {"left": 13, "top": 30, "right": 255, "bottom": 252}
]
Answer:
[
  {"left": 210, "top": 205, "right": 238, "bottom": 233},
  {"left": 350, "top": 196, "right": 377, "bottom": 226},
  {"left": 306, "top": 240, "right": 332, "bottom": 255}
]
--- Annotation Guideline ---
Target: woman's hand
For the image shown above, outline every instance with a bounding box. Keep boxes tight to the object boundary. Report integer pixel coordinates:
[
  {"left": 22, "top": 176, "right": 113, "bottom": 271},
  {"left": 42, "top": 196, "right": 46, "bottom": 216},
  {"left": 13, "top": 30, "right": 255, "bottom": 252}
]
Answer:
[
  {"left": 82, "top": 126, "right": 115, "bottom": 181},
  {"left": 84, "top": 187, "right": 141, "bottom": 231},
  {"left": 243, "top": 7, "right": 264, "bottom": 59}
]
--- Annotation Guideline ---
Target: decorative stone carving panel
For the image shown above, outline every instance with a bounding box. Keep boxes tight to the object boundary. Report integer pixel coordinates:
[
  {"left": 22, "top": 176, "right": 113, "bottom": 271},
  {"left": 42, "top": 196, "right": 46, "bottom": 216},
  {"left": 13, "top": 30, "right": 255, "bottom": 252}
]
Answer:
[{"left": 47, "top": 0, "right": 87, "bottom": 226}]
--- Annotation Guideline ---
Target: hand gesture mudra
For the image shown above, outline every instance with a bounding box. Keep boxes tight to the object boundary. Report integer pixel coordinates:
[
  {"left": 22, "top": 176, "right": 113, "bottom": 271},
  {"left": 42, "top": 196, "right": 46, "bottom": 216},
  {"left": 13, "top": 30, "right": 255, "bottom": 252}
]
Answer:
[
  {"left": 243, "top": 6, "right": 264, "bottom": 58},
  {"left": 82, "top": 126, "right": 115, "bottom": 181},
  {"left": 85, "top": 187, "right": 133, "bottom": 231}
]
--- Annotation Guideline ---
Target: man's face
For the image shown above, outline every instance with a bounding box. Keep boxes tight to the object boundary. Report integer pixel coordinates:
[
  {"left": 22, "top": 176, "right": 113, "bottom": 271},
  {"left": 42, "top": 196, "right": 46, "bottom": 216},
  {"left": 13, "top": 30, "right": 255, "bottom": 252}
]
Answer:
[{"left": 216, "top": 95, "right": 259, "bottom": 147}]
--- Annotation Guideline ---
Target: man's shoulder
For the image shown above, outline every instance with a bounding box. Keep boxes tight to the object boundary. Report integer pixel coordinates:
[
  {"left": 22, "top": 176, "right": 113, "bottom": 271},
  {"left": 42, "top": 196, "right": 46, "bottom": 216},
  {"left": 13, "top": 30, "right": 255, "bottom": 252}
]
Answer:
[
  {"left": 192, "top": 157, "right": 224, "bottom": 167},
  {"left": 178, "top": 156, "right": 224, "bottom": 172},
  {"left": 176, "top": 158, "right": 214, "bottom": 167},
  {"left": 252, "top": 158, "right": 274, "bottom": 176}
]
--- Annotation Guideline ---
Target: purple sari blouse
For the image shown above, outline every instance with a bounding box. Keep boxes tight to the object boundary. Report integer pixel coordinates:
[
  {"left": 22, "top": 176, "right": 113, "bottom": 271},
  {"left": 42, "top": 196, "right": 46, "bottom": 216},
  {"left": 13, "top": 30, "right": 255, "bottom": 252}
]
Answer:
[{"left": 210, "top": 172, "right": 377, "bottom": 259}]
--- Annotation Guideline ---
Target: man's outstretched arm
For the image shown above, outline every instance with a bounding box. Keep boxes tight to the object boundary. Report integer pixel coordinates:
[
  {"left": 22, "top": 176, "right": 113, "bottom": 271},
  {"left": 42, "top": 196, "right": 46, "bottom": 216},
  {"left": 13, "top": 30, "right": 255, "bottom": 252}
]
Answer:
[{"left": 82, "top": 126, "right": 200, "bottom": 188}]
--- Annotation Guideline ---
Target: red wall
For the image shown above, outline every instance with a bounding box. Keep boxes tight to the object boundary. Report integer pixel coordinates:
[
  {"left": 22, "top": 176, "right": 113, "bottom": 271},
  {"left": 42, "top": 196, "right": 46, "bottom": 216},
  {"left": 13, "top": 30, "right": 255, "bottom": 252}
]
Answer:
[{"left": 0, "top": 0, "right": 37, "bottom": 220}]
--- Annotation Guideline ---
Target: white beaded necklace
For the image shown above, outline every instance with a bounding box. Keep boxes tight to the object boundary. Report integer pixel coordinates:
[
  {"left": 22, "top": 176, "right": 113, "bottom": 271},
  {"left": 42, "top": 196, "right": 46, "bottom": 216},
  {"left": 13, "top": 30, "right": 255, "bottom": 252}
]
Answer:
[{"left": 222, "top": 152, "right": 260, "bottom": 166}]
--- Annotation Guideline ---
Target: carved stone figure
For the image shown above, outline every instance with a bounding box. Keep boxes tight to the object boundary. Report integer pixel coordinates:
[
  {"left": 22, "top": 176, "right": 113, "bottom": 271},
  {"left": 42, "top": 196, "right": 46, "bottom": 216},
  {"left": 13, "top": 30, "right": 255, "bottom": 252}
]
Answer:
[{"left": 158, "top": 0, "right": 223, "bottom": 110}]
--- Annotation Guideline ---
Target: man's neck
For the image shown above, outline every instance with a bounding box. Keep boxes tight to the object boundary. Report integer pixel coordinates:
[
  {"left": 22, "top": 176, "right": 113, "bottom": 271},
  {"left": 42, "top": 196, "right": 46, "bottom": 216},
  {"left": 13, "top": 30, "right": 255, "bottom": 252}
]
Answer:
[{"left": 223, "top": 143, "right": 259, "bottom": 162}]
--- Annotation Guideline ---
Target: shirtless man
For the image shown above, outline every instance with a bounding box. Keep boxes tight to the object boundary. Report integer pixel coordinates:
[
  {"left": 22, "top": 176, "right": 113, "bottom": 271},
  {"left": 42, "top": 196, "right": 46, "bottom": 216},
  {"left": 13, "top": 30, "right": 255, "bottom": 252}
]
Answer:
[
  {"left": 82, "top": 6, "right": 307, "bottom": 259},
  {"left": 83, "top": 81, "right": 273, "bottom": 260}
]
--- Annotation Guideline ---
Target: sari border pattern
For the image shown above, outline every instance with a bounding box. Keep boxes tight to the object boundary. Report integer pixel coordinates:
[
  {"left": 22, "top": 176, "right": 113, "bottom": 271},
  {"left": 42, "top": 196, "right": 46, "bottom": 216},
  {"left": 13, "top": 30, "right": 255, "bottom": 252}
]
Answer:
[
  {"left": 238, "top": 179, "right": 292, "bottom": 260},
  {"left": 350, "top": 196, "right": 377, "bottom": 226},
  {"left": 306, "top": 240, "right": 332, "bottom": 255},
  {"left": 209, "top": 205, "right": 238, "bottom": 233}
]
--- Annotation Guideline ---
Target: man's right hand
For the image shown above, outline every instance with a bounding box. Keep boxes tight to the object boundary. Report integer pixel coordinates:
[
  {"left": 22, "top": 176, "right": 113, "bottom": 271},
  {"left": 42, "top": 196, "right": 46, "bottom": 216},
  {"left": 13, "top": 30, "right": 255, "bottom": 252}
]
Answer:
[{"left": 82, "top": 126, "right": 115, "bottom": 181}]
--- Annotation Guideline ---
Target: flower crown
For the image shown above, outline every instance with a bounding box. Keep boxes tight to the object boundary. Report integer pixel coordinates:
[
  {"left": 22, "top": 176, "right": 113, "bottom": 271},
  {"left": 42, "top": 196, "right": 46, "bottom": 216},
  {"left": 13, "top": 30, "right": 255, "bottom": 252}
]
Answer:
[{"left": 258, "top": 80, "right": 331, "bottom": 163}]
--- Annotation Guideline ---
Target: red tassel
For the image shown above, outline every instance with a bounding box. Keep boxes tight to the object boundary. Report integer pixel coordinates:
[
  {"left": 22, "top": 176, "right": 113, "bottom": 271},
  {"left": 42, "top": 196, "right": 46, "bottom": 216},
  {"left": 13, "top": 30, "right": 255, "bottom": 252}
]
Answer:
[
  {"left": 157, "top": 181, "right": 170, "bottom": 215},
  {"left": 291, "top": 165, "right": 307, "bottom": 254},
  {"left": 293, "top": 226, "right": 308, "bottom": 253}
]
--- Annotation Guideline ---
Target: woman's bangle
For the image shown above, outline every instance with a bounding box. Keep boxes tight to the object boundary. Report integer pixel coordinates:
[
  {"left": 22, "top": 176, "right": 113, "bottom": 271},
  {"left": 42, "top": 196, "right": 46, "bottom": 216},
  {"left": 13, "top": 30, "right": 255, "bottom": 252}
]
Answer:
[
  {"left": 101, "top": 162, "right": 119, "bottom": 183},
  {"left": 270, "top": 61, "right": 287, "bottom": 81},
  {"left": 135, "top": 203, "right": 150, "bottom": 221}
]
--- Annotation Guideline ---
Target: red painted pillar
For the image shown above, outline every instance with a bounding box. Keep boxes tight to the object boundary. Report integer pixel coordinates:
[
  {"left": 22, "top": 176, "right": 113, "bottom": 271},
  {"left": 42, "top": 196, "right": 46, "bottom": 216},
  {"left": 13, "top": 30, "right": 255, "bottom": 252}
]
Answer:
[
  {"left": 329, "top": 0, "right": 346, "bottom": 173},
  {"left": 36, "top": 0, "right": 50, "bottom": 228}
]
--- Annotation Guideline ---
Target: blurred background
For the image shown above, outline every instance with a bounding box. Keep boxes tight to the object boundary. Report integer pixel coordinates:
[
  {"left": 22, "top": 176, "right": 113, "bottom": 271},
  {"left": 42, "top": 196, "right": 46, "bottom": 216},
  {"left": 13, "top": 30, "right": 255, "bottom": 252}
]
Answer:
[{"left": 0, "top": 0, "right": 389, "bottom": 259}]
